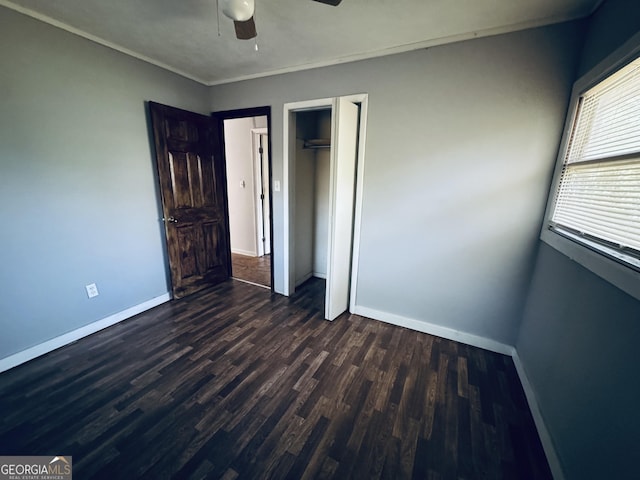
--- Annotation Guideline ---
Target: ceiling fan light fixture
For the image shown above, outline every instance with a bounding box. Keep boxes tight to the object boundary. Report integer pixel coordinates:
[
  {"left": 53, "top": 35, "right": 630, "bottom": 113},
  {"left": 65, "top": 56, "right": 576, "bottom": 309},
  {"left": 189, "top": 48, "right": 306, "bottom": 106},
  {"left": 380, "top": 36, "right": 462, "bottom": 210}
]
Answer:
[{"left": 221, "top": 0, "right": 255, "bottom": 22}]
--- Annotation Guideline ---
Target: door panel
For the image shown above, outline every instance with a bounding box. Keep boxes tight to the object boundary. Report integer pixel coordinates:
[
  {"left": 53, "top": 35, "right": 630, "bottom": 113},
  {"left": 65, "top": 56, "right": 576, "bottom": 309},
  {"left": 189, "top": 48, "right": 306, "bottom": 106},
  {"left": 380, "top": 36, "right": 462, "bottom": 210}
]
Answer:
[
  {"left": 150, "top": 102, "right": 231, "bottom": 298},
  {"left": 168, "top": 152, "right": 197, "bottom": 208},
  {"left": 202, "top": 221, "right": 225, "bottom": 269},
  {"left": 176, "top": 225, "right": 199, "bottom": 278},
  {"left": 325, "top": 98, "right": 359, "bottom": 320}
]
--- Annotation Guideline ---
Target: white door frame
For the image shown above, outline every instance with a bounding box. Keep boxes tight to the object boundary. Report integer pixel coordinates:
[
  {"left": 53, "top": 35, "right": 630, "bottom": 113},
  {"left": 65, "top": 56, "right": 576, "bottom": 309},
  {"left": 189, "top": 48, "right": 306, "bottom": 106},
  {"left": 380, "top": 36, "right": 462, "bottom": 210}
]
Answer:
[
  {"left": 282, "top": 93, "right": 368, "bottom": 313},
  {"left": 251, "top": 127, "right": 269, "bottom": 256}
]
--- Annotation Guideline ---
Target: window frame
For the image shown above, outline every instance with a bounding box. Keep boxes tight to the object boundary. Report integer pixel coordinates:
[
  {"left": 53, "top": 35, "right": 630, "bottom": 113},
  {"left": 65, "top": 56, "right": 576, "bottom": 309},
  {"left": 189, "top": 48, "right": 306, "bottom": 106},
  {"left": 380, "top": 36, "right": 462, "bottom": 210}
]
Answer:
[{"left": 540, "top": 31, "right": 640, "bottom": 301}]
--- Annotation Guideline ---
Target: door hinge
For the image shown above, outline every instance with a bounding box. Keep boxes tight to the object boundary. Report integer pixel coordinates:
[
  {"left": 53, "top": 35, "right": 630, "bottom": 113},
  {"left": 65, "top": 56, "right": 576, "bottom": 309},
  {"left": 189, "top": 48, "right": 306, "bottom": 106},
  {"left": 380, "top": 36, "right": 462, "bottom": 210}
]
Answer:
[
  {"left": 260, "top": 193, "right": 265, "bottom": 200},
  {"left": 259, "top": 147, "right": 264, "bottom": 154}
]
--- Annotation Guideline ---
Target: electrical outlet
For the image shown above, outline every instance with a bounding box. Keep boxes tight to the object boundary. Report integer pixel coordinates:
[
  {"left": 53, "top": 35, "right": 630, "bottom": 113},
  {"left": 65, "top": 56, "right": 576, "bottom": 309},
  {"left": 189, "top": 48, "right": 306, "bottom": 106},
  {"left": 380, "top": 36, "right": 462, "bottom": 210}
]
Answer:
[
  {"left": 85, "top": 283, "right": 99, "bottom": 298},
  {"left": 274, "top": 180, "right": 281, "bottom": 192}
]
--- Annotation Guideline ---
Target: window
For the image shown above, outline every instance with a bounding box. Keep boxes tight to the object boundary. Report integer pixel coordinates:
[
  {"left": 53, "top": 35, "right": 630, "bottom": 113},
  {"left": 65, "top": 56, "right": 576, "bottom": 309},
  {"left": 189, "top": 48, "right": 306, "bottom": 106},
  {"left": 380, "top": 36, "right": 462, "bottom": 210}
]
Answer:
[
  {"left": 549, "top": 56, "right": 640, "bottom": 268},
  {"left": 541, "top": 34, "right": 640, "bottom": 301}
]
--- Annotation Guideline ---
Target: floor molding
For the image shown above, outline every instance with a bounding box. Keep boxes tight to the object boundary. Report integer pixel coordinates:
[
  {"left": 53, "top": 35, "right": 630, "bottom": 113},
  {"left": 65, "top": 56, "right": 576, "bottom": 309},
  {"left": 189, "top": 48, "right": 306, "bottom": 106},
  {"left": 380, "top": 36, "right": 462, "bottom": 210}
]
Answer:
[
  {"left": 511, "top": 351, "right": 565, "bottom": 480},
  {"left": 0, "top": 293, "right": 171, "bottom": 374},
  {"left": 352, "top": 305, "right": 513, "bottom": 355},
  {"left": 231, "top": 248, "right": 257, "bottom": 257},
  {"left": 295, "top": 272, "right": 314, "bottom": 288}
]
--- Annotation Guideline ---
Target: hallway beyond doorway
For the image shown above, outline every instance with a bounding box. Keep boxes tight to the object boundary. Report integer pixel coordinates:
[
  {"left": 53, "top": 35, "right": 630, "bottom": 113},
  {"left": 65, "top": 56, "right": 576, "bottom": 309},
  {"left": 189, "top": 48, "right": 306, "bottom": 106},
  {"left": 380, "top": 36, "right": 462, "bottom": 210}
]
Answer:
[{"left": 231, "top": 253, "right": 271, "bottom": 288}]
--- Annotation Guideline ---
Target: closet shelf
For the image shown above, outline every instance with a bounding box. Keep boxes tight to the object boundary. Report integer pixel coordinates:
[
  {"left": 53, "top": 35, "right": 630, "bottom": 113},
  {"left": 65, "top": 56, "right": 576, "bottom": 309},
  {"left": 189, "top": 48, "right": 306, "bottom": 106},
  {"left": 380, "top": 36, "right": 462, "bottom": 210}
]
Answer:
[{"left": 303, "top": 138, "right": 331, "bottom": 149}]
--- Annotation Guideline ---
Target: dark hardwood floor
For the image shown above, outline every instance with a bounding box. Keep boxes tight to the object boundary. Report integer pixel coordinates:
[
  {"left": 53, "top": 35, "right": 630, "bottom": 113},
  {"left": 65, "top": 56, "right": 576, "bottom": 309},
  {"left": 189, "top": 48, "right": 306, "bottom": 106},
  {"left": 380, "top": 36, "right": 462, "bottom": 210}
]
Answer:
[
  {"left": 231, "top": 253, "right": 271, "bottom": 288},
  {"left": 0, "top": 278, "right": 551, "bottom": 479}
]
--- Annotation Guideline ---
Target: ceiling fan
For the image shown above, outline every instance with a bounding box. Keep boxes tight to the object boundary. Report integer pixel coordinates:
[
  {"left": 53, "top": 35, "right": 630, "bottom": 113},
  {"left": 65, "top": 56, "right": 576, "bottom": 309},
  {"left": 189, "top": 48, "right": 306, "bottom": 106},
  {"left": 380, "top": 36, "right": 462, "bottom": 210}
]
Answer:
[{"left": 220, "top": 0, "right": 343, "bottom": 40}]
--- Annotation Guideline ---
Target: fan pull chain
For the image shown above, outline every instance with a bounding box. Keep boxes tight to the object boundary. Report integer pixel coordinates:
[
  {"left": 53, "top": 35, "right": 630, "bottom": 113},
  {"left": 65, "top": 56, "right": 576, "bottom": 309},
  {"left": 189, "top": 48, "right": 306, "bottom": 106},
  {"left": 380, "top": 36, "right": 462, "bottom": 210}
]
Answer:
[
  {"left": 216, "top": 0, "right": 221, "bottom": 36},
  {"left": 253, "top": 1, "right": 258, "bottom": 50}
]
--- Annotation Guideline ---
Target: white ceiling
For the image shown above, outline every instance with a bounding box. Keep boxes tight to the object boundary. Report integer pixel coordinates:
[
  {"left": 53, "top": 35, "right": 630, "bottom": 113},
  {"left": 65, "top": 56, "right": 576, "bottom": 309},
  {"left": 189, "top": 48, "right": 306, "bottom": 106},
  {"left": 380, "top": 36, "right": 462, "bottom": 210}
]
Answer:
[{"left": 2, "top": 0, "right": 601, "bottom": 85}]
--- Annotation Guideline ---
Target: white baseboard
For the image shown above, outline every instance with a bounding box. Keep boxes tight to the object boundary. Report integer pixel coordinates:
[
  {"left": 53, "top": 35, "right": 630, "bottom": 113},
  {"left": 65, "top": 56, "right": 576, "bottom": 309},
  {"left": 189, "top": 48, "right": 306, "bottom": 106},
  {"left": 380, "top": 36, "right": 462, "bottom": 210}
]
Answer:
[
  {"left": 352, "top": 305, "right": 513, "bottom": 355},
  {"left": 231, "top": 248, "right": 257, "bottom": 257},
  {"left": 312, "top": 272, "right": 327, "bottom": 279},
  {"left": 0, "top": 293, "right": 171, "bottom": 374},
  {"left": 511, "top": 351, "right": 565, "bottom": 480},
  {"left": 295, "top": 272, "right": 314, "bottom": 287}
]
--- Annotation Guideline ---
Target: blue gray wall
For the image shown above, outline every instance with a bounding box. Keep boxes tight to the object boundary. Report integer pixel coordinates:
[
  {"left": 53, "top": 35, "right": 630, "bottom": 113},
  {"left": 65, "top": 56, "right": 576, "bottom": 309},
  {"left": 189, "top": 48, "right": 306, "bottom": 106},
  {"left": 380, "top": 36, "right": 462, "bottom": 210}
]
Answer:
[
  {"left": 0, "top": 7, "right": 208, "bottom": 359},
  {"left": 518, "top": 245, "right": 640, "bottom": 479},
  {"left": 209, "top": 22, "right": 585, "bottom": 346},
  {"left": 516, "top": 0, "right": 640, "bottom": 478}
]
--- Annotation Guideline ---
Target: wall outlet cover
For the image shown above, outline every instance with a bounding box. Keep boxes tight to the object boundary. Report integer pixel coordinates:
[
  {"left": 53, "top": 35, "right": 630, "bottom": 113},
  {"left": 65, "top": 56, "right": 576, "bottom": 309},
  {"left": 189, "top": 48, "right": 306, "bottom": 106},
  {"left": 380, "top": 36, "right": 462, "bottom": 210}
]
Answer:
[{"left": 86, "top": 283, "right": 99, "bottom": 298}]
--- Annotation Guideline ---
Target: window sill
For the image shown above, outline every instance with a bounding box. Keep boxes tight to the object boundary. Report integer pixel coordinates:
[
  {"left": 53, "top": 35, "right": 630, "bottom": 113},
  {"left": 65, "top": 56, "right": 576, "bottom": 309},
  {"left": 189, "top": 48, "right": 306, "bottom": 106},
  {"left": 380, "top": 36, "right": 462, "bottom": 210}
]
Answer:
[{"left": 540, "top": 228, "right": 640, "bottom": 302}]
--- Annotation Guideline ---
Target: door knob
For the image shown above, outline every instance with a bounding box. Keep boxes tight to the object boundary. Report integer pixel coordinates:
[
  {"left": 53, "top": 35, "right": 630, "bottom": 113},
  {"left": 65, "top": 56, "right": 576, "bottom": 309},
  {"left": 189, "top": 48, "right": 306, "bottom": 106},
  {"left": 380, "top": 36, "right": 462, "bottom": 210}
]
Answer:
[{"left": 163, "top": 216, "right": 179, "bottom": 223}]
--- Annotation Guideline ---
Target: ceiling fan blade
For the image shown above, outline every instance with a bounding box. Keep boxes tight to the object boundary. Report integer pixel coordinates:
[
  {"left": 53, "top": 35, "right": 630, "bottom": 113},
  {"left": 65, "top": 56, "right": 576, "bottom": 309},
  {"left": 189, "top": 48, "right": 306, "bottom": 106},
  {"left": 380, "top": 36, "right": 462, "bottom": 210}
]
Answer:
[
  {"left": 312, "top": 0, "right": 342, "bottom": 5},
  {"left": 234, "top": 16, "right": 257, "bottom": 40}
]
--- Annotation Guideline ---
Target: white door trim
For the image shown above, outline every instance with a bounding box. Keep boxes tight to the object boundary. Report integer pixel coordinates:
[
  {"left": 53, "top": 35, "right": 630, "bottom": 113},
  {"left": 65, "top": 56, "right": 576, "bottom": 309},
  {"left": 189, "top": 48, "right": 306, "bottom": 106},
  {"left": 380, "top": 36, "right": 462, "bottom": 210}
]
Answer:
[
  {"left": 282, "top": 93, "right": 368, "bottom": 310},
  {"left": 346, "top": 94, "right": 368, "bottom": 311}
]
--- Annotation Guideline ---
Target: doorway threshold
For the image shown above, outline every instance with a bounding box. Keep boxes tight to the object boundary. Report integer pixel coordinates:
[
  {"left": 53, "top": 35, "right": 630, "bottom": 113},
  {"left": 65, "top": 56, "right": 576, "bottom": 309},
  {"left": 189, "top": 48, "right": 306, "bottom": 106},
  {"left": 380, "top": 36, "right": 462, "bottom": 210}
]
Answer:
[{"left": 231, "top": 277, "right": 271, "bottom": 290}]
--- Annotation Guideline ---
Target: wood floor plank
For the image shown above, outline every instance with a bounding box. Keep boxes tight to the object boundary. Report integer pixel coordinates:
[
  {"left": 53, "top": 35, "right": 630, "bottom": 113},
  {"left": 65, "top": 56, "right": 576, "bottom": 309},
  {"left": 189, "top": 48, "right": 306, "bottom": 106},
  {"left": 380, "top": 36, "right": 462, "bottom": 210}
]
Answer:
[{"left": 0, "top": 278, "right": 552, "bottom": 479}]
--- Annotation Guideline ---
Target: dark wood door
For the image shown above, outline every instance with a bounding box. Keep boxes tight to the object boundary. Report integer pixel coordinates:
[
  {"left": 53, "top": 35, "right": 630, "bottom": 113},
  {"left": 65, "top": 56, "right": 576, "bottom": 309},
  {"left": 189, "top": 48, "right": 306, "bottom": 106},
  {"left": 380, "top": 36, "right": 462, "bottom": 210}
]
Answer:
[{"left": 149, "top": 102, "right": 231, "bottom": 298}]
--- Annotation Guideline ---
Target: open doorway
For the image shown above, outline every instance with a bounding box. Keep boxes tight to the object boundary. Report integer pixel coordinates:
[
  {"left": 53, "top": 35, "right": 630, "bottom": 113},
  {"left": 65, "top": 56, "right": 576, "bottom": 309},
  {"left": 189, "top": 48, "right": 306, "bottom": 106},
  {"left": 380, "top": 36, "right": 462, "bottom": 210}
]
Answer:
[
  {"left": 289, "top": 108, "right": 332, "bottom": 308},
  {"left": 214, "top": 107, "right": 273, "bottom": 290},
  {"left": 292, "top": 109, "right": 331, "bottom": 290}
]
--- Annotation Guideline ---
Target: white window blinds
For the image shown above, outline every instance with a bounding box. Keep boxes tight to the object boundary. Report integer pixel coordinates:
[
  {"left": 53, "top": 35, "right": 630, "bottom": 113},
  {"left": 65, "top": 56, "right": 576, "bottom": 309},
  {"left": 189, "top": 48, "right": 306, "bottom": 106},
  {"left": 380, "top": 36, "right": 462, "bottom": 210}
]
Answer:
[{"left": 551, "top": 56, "right": 640, "bottom": 261}]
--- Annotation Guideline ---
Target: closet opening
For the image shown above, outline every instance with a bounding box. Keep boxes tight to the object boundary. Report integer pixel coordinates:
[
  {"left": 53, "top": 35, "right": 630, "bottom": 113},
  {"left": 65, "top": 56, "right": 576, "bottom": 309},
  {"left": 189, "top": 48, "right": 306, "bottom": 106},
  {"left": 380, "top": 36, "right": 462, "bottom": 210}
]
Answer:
[
  {"left": 284, "top": 95, "right": 368, "bottom": 321},
  {"left": 293, "top": 109, "right": 332, "bottom": 300}
]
